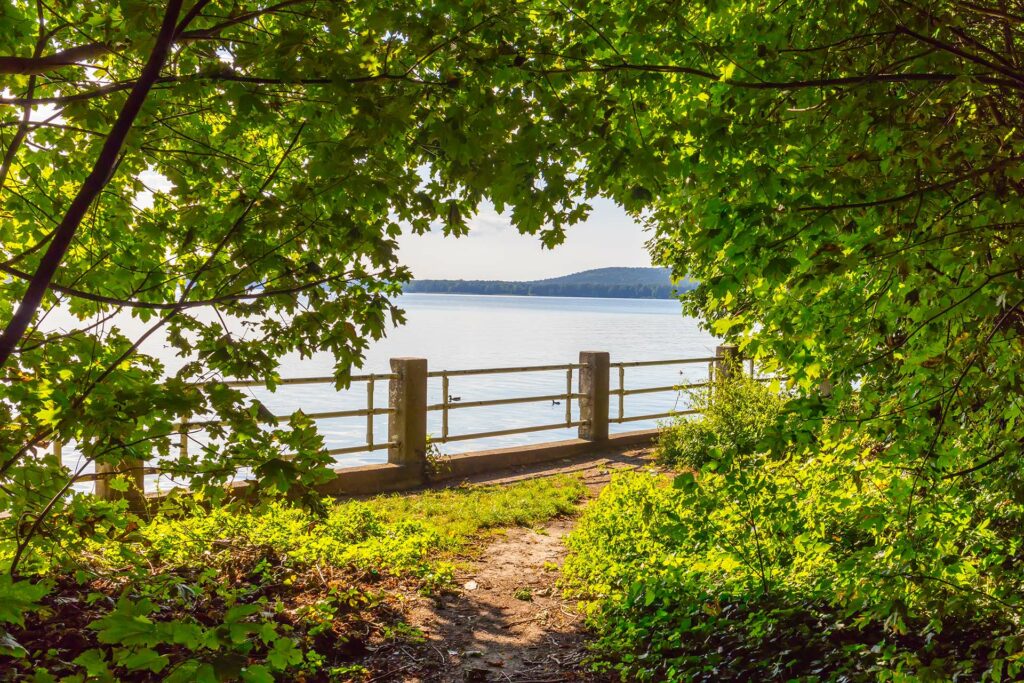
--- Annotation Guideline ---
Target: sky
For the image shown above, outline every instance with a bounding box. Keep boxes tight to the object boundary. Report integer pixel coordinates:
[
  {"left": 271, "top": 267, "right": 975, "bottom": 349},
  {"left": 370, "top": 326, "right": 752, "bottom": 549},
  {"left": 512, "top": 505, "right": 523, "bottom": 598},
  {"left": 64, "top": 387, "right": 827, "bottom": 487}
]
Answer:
[
  {"left": 396, "top": 197, "right": 654, "bottom": 281},
  {"left": 135, "top": 168, "right": 653, "bottom": 282}
]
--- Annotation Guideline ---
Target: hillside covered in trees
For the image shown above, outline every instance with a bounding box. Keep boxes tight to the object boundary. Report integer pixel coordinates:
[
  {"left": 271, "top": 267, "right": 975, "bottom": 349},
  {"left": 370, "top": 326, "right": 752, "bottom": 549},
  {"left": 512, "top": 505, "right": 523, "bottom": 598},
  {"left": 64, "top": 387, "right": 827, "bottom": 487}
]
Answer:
[{"left": 405, "top": 267, "right": 696, "bottom": 299}]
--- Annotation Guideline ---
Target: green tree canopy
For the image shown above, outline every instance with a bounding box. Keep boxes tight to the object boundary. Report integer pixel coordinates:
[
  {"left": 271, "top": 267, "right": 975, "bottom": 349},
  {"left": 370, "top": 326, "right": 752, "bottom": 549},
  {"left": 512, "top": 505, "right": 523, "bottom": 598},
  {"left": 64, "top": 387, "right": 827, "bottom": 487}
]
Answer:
[
  {"left": 2, "top": 0, "right": 1023, "bottom": 666},
  {"left": 0, "top": 0, "right": 629, "bottom": 567}
]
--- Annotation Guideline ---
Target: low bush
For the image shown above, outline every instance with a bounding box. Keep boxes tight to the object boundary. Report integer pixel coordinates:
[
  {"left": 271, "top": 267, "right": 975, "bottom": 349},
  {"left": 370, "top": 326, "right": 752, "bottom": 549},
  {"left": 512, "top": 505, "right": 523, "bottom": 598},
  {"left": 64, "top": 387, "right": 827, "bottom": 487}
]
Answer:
[
  {"left": 563, "top": 453, "right": 1024, "bottom": 681},
  {"left": 657, "top": 369, "right": 786, "bottom": 470},
  {"left": 1, "top": 475, "right": 585, "bottom": 681}
]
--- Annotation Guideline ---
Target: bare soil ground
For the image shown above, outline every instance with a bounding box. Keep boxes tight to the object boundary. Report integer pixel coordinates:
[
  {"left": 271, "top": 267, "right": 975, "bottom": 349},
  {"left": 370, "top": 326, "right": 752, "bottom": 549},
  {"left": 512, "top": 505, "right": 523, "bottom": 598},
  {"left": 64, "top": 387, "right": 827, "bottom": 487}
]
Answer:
[{"left": 363, "top": 448, "right": 659, "bottom": 682}]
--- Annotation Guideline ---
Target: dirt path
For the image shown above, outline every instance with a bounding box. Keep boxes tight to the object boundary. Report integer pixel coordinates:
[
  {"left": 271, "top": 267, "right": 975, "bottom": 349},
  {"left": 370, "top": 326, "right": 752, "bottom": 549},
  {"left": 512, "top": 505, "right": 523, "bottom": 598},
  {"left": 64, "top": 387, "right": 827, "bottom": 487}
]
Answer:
[
  {"left": 365, "top": 449, "right": 656, "bottom": 682},
  {"left": 399, "top": 518, "right": 597, "bottom": 682}
]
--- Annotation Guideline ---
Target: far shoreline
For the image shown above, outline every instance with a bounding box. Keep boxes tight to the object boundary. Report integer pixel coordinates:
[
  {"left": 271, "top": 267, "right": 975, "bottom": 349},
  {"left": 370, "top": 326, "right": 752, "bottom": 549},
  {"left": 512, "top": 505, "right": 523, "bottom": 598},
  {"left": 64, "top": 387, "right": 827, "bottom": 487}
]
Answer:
[{"left": 399, "top": 290, "right": 680, "bottom": 302}]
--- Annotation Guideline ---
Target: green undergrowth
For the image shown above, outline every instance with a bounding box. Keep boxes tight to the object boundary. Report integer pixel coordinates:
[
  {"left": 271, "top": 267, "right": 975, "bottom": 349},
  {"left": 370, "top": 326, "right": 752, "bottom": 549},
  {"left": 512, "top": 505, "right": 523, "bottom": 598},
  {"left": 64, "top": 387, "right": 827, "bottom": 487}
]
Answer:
[
  {"left": 2, "top": 475, "right": 586, "bottom": 682},
  {"left": 563, "top": 466, "right": 1024, "bottom": 682},
  {"left": 656, "top": 366, "right": 786, "bottom": 471},
  {"left": 107, "top": 473, "right": 586, "bottom": 581},
  {"left": 561, "top": 385, "right": 1024, "bottom": 682}
]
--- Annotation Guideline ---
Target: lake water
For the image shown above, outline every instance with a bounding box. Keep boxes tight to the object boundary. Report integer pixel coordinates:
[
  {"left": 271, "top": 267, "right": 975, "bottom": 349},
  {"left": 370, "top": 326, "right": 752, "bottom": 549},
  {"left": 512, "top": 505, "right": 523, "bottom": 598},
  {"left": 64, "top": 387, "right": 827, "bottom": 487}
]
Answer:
[{"left": 66, "top": 294, "right": 719, "bottom": 490}]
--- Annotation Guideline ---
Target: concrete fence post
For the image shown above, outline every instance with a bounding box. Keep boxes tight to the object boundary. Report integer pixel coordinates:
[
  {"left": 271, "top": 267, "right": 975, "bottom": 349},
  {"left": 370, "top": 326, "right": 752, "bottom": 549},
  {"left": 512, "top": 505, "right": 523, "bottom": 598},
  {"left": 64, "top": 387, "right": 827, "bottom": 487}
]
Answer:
[
  {"left": 95, "top": 458, "right": 146, "bottom": 510},
  {"left": 578, "top": 351, "right": 610, "bottom": 442},
  {"left": 715, "top": 344, "right": 742, "bottom": 381},
  {"left": 388, "top": 357, "right": 428, "bottom": 470}
]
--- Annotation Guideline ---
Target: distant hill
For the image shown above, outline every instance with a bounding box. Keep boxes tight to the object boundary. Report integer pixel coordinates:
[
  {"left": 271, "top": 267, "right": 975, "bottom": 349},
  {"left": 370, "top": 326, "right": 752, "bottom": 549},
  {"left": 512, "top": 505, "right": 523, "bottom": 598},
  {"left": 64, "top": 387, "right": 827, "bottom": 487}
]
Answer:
[{"left": 405, "top": 267, "right": 695, "bottom": 300}]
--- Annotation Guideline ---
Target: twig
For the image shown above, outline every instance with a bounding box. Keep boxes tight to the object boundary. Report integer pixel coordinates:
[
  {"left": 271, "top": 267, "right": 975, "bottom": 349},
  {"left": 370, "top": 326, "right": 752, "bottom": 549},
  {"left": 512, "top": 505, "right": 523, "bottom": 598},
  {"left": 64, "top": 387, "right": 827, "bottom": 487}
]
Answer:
[{"left": 366, "top": 662, "right": 414, "bottom": 682}]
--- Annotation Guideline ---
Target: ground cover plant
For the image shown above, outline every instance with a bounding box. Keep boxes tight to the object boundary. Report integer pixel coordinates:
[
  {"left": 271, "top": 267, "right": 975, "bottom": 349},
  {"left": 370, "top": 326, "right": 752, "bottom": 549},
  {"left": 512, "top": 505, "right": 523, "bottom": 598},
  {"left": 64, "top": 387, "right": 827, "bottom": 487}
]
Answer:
[
  {"left": 564, "top": 388, "right": 1024, "bottom": 681},
  {"left": 0, "top": 475, "right": 585, "bottom": 681}
]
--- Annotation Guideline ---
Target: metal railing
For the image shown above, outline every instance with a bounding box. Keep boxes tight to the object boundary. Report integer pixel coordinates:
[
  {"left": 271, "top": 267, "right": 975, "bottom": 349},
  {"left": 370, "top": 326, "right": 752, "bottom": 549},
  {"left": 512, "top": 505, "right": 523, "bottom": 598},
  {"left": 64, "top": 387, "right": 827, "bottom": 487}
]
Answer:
[
  {"left": 427, "top": 363, "right": 583, "bottom": 444},
  {"left": 178, "top": 372, "right": 399, "bottom": 459},
  {"left": 609, "top": 354, "right": 769, "bottom": 424},
  {"left": 610, "top": 356, "right": 718, "bottom": 423},
  {"left": 72, "top": 346, "right": 757, "bottom": 499}
]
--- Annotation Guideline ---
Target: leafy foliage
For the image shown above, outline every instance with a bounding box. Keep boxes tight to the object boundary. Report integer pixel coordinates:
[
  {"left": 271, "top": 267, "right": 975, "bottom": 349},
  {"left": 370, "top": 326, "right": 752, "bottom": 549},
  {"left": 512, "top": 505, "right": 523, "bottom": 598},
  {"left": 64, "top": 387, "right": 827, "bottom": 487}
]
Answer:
[
  {"left": 564, "top": 460, "right": 1024, "bottom": 681},
  {"left": 567, "top": 369, "right": 1024, "bottom": 680},
  {"left": 4, "top": 0, "right": 1024, "bottom": 678},
  {"left": 657, "top": 368, "right": 786, "bottom": 470},
  {"left": 2, "top": 475, "right": 585, "bottom": 680}
]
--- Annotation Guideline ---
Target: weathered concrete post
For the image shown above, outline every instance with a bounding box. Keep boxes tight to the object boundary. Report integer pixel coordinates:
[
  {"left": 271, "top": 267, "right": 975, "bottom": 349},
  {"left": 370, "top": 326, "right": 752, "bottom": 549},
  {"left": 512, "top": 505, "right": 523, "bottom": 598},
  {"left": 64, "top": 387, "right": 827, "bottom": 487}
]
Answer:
[
  {"left": 578, "top": 351, "right": 610, "bottom": 442},
  {"left": 388, "top": 357, "right": 428, "bottom": 469},
  {"left": 95, "top": 458, "right": 146, "bottom": 510},
  {"left": 715, "top": 344, "right": 742, "bottom": 381}
]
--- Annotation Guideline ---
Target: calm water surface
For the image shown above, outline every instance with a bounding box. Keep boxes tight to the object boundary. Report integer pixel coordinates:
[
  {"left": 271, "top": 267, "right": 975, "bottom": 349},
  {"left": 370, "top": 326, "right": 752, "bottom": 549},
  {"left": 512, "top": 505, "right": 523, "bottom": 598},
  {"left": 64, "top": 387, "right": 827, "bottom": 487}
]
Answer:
[
  {"left": 247, "top": 293, "right": 719, "bottom": 458},
  {"left": 68, "top": 294, "right": 718, "bottom": 490}
]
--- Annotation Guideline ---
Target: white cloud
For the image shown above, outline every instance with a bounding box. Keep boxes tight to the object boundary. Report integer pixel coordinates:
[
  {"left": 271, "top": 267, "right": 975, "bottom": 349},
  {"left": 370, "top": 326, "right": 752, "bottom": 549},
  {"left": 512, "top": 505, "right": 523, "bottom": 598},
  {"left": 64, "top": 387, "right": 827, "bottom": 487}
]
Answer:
[
  {"left": 133, "top": 168, "right": 174, "bottom": 210},
  {"left": 465, "top": 203, "right": 509, "bottom": 236}
]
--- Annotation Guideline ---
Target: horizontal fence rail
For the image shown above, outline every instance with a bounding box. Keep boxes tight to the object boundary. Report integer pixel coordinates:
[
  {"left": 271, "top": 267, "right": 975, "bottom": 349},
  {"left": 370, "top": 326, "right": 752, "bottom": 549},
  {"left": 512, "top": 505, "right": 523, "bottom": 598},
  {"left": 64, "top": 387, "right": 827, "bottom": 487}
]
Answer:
[
  {"left": 611, "top": 357, "right": 713, "bottom": 425},
  {"left": 426, "top": 363, "right": 583, "bottom": 444},
  {"left": 73, "top": 345, "right": 765, "bottom": 500},
  {"left": 180, "top": 373, "right": 398, "bottom": 458},
  {"left": 608, "top": 353, "right": 766, "bottom": 425}
]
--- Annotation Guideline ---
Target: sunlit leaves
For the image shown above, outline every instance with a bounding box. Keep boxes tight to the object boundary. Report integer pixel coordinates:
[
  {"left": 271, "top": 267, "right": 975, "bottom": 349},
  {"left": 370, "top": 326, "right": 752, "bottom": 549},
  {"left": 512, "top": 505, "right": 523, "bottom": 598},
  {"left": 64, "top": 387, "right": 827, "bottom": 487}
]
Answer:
[{"left": 0, "top": 0, "right": 621, "bottom": 578}]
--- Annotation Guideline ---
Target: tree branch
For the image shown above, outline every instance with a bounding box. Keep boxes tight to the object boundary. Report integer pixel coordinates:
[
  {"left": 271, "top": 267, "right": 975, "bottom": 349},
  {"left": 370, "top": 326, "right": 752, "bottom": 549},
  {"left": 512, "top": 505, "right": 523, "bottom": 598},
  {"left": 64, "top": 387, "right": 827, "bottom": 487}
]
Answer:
[
  {"left": 0, "top": 42, "right": 111, "bottom": 75},
  {"left": 0, "top": 0, "right": 292, "bottom": 76},
  {"left": 0, "top": 261, "right": 349, "bottom": 310},
  {"left": 798, "top": 155, "right": 1024, "bottom": 212},
  {"left": 0, "top": 0, "right": 186, "bottom": 369},
  {"left": 532, "top": 61, "right": 1024, "bottom": 90}
]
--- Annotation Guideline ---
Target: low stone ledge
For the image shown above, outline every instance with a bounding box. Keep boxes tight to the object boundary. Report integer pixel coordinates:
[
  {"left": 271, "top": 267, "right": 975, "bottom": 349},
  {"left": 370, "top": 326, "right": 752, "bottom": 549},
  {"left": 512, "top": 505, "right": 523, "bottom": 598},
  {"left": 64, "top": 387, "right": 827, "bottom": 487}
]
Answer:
[
  {"left": 316, "top": 462, "right": 424, "bottom": 496},
  {"left": 430, "top": 428, "right": 660, "bottom": 482},
  {"left": 135, "top": 429, "right": 660, "bottom": 506}
]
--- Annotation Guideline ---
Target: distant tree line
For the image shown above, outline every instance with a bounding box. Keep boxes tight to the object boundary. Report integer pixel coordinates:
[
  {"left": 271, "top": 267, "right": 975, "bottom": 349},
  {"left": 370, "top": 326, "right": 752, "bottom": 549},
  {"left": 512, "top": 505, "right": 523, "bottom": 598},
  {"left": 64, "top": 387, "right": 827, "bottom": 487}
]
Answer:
[{"left": 405, "top": 280, "right": 688, "bottom": 299}]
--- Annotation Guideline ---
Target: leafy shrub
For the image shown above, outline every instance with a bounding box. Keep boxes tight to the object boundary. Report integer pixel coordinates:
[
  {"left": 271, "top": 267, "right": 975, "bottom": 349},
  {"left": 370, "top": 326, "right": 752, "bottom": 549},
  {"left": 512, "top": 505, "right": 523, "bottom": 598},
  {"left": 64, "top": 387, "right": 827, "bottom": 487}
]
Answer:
[
  {"left": 563, "top": 453, "right": 1024, "bottom": 682},
  {"left": 657, "top": 367, "right": 786, "bottom": 470},
  {"left": 1, "top": 476, "right": 586, "bottom": 681}
]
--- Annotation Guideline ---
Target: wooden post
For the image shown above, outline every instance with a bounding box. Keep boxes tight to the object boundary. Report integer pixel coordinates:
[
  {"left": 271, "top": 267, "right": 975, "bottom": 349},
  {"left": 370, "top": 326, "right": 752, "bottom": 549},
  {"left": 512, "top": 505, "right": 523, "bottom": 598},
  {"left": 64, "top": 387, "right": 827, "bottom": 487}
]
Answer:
[
  {"left": 95, "top": 458, "right": 145, "bottom": 510},
  {"left": 578, "top": 351, "right": 610, "bottom": 441},
  {"left": 388, "top": 357, "right": 428, "bottom": 469},
  {"left": 715, "top": 344, "right": 741, "bottom": 381}
]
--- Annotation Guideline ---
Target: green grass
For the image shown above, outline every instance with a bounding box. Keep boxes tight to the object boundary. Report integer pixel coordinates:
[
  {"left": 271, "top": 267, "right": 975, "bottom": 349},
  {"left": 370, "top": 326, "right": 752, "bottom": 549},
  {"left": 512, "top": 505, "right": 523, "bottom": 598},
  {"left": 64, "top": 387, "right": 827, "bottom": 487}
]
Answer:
[
  {"left": 104, "top": 474, "right": 587, "bottom": 580},
  {"left": 370, "top": 474, "right": 587, "bottom": 544}
]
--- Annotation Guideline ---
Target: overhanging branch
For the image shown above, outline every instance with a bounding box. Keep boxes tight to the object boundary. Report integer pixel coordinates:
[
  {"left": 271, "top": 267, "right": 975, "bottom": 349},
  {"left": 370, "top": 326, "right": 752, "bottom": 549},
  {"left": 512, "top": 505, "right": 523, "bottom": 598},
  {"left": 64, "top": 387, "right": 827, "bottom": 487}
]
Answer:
[
  {"left": 0, "top": 43, "right": 112, "bottom": 75},
  {"left": 0, "top": 0, "right": 187, "bottom": 368}
]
